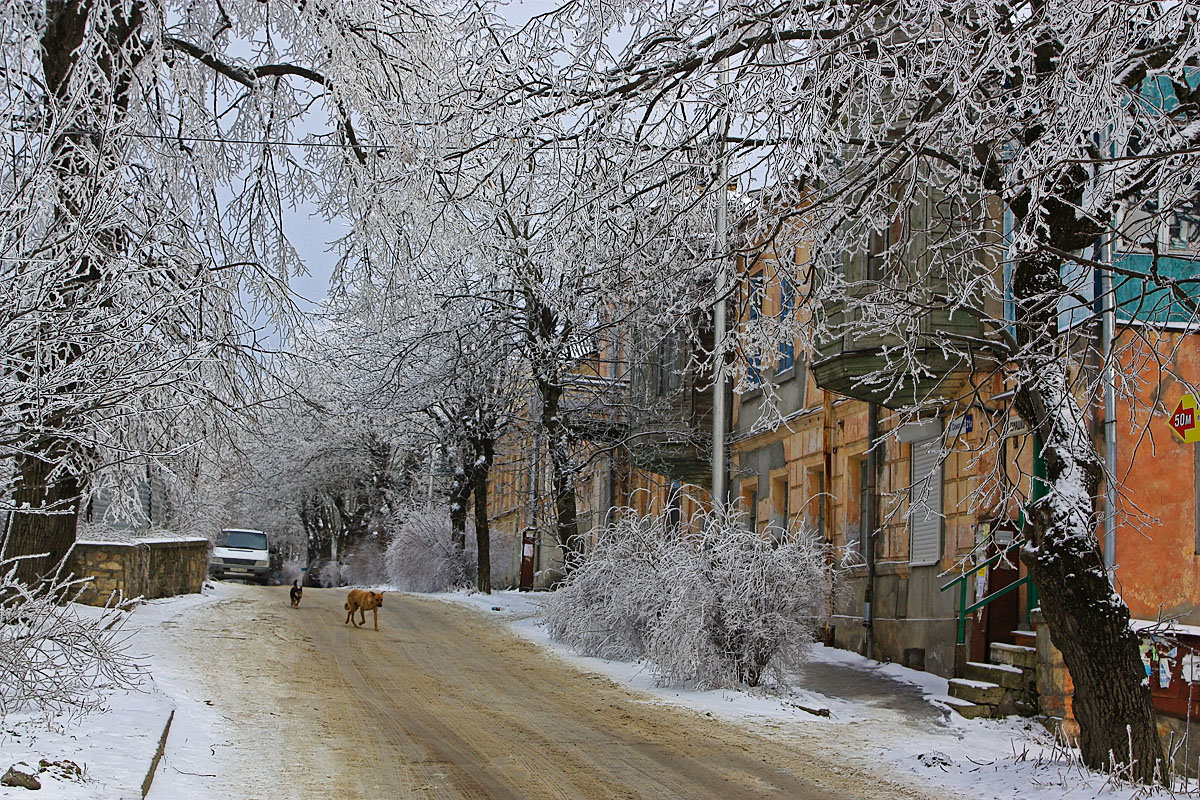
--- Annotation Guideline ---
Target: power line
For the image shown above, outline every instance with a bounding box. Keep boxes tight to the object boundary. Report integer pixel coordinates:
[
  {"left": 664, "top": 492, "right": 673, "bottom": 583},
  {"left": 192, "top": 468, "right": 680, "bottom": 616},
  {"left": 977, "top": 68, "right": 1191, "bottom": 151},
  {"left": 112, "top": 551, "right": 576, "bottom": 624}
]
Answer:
[{"left": 63, "top": 129, "right": 394, "bottom": 152}]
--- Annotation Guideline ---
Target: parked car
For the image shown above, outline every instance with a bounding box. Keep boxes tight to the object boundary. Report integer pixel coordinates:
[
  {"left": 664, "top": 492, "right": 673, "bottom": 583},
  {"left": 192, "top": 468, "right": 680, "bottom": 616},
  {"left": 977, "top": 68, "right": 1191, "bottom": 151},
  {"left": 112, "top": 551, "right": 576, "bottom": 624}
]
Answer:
[
  {"left": 304, "top": 559, "right": 345, "bottom": 588},
  {"left": 209, "top": 529, "right": 275, "bottom": 585}
]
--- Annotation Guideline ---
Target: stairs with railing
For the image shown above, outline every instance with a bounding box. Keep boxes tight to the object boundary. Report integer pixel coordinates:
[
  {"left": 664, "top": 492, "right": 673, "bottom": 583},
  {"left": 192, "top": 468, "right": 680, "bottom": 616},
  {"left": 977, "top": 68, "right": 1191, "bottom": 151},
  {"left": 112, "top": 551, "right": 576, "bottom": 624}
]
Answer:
[{"left": 939, "top": 543, "right": 1040, "bottom": 719}]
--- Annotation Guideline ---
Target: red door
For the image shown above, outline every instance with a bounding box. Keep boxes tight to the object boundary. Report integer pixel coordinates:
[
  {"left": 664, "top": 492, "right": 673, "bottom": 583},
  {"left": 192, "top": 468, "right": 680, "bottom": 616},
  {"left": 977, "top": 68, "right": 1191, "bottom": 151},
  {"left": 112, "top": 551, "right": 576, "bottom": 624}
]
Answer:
[{"left": 968, "top": 521, "right": 1021, "bottom": 663}]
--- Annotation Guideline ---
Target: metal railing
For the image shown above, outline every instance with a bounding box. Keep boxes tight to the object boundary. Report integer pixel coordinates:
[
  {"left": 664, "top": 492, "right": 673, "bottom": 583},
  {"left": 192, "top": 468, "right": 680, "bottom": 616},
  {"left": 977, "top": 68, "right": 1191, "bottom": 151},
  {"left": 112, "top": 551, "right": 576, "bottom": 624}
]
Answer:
[{"left": 939, "top": 541, "right": 1037, "bottom": 648}]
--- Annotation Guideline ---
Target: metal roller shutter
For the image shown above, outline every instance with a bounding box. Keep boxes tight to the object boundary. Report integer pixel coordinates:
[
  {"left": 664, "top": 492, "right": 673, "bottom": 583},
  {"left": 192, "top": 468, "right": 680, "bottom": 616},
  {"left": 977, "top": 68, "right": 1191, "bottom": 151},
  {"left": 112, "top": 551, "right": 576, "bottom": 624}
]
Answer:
[{"left": 909, "top": 434, "right": 943, "bottom": 566}]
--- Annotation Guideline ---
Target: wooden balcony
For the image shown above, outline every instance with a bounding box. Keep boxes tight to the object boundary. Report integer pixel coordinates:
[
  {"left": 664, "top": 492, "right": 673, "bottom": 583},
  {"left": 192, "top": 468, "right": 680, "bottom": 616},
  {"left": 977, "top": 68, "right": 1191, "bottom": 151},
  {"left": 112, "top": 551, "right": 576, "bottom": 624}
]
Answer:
[
  {"left": 618, "top": 319, "right": 715, "bottom": 485},
  {"left": 623, "top": 387, "right": 713, "bottom": 485},
  {"left": 811, "top": 251, "right": 987, "bottom": 409}
]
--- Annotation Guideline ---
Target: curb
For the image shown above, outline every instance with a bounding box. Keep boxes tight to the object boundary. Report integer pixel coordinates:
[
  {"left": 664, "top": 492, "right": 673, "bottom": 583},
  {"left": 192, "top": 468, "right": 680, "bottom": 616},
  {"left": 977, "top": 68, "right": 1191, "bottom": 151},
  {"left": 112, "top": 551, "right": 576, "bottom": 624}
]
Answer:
[{"left": 140, "top": 708, "right": 174, "bottom": 799}]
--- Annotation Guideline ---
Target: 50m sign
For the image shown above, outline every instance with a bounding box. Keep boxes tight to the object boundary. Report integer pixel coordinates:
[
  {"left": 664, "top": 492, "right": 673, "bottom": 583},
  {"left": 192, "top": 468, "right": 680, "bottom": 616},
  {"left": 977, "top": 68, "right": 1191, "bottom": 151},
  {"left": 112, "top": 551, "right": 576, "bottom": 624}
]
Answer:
[{"left": 1170, "top": 394, "right": 1200, "bottom": 444}]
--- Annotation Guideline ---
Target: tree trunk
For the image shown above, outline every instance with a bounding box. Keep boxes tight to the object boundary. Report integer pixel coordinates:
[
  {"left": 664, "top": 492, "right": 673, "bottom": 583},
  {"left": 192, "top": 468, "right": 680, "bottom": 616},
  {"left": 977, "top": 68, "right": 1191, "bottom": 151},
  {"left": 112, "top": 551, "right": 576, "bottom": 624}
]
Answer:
[
  {"left": 448, "top": 449, "right": 472, "bottom": 587},
  {"left": 538, "top": 378, "right": 582, "bottom": 572},
  {"left": 520, "top": 281, "right": 582, "bottom": 574},
  {"left": 1014, "top": 252, "right": 1165, "bottom": 782},
  {"left": 4, "top": 2, "right": 149, "bottom": 583},
  {"left": 472, "top": 437, "right": 494, "bottom": 594},
  {"left": 7, "top": 453, "right": 80, "bottom": 586}
]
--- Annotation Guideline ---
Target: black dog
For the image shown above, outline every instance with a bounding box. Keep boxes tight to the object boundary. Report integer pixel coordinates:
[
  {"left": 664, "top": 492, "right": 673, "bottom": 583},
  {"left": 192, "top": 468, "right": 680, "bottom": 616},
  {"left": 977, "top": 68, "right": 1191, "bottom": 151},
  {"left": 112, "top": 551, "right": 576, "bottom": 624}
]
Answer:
[{"left": 289, "top": 580, "right": 303, "bottom": 608}]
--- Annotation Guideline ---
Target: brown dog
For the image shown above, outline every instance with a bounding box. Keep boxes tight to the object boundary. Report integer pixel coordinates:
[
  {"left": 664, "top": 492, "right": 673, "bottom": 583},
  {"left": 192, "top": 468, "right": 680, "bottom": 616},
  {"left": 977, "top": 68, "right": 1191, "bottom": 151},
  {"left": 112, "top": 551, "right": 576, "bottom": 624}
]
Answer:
[{"left": 344, "top": 589, "right": 384, "bottom": 631}]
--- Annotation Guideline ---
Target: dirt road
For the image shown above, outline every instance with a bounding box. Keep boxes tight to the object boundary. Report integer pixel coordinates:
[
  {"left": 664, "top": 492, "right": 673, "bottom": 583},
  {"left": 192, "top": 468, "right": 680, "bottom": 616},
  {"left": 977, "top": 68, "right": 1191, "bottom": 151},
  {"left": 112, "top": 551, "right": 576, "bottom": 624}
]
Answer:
[{"left": 144, "top": 585, "right": 946, "bottom": 800}]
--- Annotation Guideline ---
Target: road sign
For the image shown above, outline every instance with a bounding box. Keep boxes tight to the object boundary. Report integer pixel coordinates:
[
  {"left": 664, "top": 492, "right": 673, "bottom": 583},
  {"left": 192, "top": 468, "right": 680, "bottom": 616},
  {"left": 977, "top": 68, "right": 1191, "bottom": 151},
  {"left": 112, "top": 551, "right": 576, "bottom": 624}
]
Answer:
[{"left": 1170, "top": 394, "right": 1200, "bottom": 443}]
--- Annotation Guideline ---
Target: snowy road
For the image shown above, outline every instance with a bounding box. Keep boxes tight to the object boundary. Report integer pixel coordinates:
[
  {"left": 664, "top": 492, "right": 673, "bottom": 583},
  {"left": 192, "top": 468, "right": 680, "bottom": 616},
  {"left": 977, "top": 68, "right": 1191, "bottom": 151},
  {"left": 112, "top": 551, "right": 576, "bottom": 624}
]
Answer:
[{"left": 140, "top": 584, "right": 945, "bottom": 800}]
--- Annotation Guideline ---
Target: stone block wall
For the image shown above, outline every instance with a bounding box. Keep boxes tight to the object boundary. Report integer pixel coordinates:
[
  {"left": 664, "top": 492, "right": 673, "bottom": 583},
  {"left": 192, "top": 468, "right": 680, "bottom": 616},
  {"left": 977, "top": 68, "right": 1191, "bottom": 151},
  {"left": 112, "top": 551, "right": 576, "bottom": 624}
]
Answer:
[
  {"left": 68, "top": 537, "right": 207, "bottom": 606},
  {"left": 1036, "top": 616, "right": 1080, "bottom": 743},
  {"left": 145, "top": 540, "right": 208, "bottom": 600}
]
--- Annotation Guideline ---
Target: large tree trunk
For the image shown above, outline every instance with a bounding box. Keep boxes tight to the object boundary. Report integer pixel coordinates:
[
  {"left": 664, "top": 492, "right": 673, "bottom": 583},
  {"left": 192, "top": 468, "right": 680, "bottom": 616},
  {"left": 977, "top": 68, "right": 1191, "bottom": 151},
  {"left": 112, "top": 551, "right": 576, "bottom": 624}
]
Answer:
[
  {"left": 538, "top": 378, "right": 582, "bottom": 572},
  {"left": 472, "top": 437, "right": 494, "bottom": 594},
  {"left": 1014, "top": 252, "right": 1165, "bottom": 782},
  {"left": 5, "top": 1, "right": 147, "bottom": 584},
  {"left": 447, "top": 448, "right": 472, "bottom": 587},
  {"left": 7, "top": 454, "right": 80, "bottom": 586},
  {"left": 520, "top": 282, "right": 583, "bottom": 574}
]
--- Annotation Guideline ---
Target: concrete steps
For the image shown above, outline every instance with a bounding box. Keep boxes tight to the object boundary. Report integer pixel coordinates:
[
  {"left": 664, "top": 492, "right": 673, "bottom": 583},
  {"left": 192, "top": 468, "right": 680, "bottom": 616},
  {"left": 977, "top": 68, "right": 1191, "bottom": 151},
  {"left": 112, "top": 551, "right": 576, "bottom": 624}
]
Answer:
[
  {"left": 1012, "top": 629, "right": 1037, "bottom": 647},
  {"left": 945, "top": 636, "right": 1039, "bottom": 720},
  {"left": 991, "top": 642, "right": 1037, "bottom": 668},
  {"left": 949, "top": 677, "right": 1006, "bottom": 705},
  {"left": 935, "top": 694, "right": 994, "bottom": 719},
  {"left": 966, "top": 660, "right": 1025, "bottom": 688}
]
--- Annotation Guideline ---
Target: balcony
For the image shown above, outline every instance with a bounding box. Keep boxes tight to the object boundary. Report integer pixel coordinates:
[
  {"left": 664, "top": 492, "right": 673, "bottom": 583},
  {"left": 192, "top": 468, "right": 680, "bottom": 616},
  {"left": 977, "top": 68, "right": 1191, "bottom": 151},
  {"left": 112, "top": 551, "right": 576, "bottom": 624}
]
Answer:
[
  {"left": 811, "top": 209, "right": 990, "bottom": 408},
  {"left": 618, "top": 320, "right": 715, "bottom": 485},
  {"left": 560, "top": 372, "right": 629, "bottom": 442},
  {"left": 812, "top": 301, "right": 984, "bottom": 408}
]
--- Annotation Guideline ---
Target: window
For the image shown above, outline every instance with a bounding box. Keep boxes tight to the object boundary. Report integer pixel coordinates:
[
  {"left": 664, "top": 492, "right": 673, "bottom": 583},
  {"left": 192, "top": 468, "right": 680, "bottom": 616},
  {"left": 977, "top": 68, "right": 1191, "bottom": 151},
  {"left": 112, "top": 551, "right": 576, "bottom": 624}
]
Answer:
[
  {"left": 741, "top": 482, "right": 758, "bottom": 532},
  {"left": 770, "top": 472, "right": 789, "bottom": 543},
  {"left": 667, "top": 480, "right": 682, "bottom": 535},
  {"left": 808, "top": 468, "right": 826, "bottom": 540},
  {"left": 778, "top": 274, "right": 796, "bottom": 372},
  {"left": 1168, "top": 195, "right": 1200, "bottom": 250},
  {"left": 216, "top": 530, "right": 268, "bottom": 550},
  {"left": 909, "top": 434, "right": 944, "bottom": 566},
  {"left": 654, "top": 331, "right": 683, "bottom": 396},
  {"left": 748, "top": 274, "right": 764, "bottom": 386},
  {"left": 857, "top": 458, "right": 872, "bottom": 557}
]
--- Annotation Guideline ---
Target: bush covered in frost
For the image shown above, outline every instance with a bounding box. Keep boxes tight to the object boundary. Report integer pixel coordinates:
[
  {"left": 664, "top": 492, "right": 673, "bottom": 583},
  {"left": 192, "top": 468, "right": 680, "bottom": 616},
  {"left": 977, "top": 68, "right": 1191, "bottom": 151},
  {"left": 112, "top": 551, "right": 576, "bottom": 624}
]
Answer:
[
  {"left": 383, "top": 506, "right": 472, "bottom": 592},
  {"left": 341, "top": 537, "right": 389, "bottom": 586},
  {"left": 545, "top": 506, "right": 835, "bottom": 689},
  {"left": 280, "top": 560, "right": 304, "bottom": 586},
  {"left": 0, "top": 555, "right": 140, "bottom": 724}
]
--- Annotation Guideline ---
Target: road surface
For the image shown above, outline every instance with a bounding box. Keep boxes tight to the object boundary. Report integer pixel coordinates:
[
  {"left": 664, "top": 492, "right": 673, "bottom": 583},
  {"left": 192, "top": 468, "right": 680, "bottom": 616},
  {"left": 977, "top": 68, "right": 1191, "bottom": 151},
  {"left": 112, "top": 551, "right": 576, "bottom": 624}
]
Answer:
[{"left": 143, "top": 584, "right": 947, "bottom": 800}]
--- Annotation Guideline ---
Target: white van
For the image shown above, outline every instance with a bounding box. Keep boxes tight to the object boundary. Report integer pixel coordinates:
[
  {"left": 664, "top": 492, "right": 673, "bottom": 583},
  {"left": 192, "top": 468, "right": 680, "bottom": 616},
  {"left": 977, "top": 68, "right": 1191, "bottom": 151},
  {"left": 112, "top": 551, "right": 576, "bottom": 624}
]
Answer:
[{"left": 209, "top": 529, "right": 272, "bottom": 585}]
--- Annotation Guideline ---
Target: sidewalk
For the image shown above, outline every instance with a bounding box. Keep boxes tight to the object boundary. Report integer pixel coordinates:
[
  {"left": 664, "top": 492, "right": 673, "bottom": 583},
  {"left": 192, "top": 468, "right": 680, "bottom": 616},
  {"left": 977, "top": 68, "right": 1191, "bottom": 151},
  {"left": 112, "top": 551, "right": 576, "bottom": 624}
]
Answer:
[
  {"left": 794, "top": 653, "right": 948, "bottom": 731},
  {"left": 0, "top": 685, "right": 175, "bottom": 799}
]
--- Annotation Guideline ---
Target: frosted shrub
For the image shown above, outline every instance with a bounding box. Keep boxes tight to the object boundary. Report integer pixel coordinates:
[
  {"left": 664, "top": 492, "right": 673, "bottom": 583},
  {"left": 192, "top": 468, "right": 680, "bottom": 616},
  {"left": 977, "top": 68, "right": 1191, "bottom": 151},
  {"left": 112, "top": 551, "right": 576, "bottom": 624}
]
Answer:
[
  {"left": 280, "top": 560, "right": 304, "bottom": 586},
  {"left": 0, "top": 556, "right": 139, "bottom": 724},
  {"left": 383, "top": 507, "right": 473, "bottom": 592},
  {"left": 341, "top": 538, "right": 388, "bottom": 586},
  {"left": 544, "top": 515, "right": 667, "bottom": 660},
  {"left": 546, "top": 506, "right": 834, "bottom": 689}
]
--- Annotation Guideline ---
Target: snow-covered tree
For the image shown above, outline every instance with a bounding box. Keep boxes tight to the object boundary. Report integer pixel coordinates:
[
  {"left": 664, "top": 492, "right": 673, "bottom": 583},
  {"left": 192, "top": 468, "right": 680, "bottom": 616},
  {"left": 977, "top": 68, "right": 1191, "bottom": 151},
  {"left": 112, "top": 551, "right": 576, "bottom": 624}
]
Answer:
[
  {"left": 221, "top": 329, "right": 424, "bottom": 566},
  {"left": 333, "top": 4, "right": 728, "bottom": 575},
  {"left": 482, "top": 0, "right": 1200, "bottom": 780},
  {"left": 0, "top": 0, "right": 435, "bottom": 584},
  {"left": 327, "top": 242, "right": 526, "bottom": 592}
]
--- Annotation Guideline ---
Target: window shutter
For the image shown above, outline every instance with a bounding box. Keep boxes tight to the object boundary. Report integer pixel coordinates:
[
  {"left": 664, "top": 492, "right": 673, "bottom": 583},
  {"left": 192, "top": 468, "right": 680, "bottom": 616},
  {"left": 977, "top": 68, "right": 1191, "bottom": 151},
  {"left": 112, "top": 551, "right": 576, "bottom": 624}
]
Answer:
[{"left": 909, "top": 434, "right": 943, "bottom": 566}]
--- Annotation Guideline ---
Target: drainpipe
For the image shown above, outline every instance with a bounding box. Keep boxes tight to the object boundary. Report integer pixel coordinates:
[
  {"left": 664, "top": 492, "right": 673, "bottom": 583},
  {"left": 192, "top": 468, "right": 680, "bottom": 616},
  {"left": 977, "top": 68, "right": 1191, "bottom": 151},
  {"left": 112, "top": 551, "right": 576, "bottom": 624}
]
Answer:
[
  {"left": 710, "top": 39, "right": 730, "bottom": 511},
  {"left": 427, "top": 443, "right": 437, "bottom": 507},
  {"left": 822, "top": 391, "right": 836, "bottom": 646},
  {"left": 1101, "top": 240, "right": 1118, "bottom": 575},
  {"left": 864, "top": 402, "right": 880, "bottom": 660}
]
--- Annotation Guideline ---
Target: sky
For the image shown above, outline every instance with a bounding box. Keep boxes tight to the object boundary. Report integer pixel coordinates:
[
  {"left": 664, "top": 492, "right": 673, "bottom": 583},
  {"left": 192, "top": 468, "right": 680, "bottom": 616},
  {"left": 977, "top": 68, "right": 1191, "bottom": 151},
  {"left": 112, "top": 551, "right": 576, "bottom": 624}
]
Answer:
[
  {"left": 283, "top": 0, "right": 564, "bottom": 315},
  {"left": 285, "top": 199, "right": 343, "bottom": 313}
]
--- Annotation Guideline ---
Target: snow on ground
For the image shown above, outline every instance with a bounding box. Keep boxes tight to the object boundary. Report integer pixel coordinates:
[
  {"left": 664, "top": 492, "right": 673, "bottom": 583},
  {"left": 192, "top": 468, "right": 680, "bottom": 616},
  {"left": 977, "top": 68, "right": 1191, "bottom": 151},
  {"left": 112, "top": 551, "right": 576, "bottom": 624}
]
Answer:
[
  {"left": 435, "top": 588, "right": 1196, "bottom": 800},
  {"left": 0, "top": 689, "right": 172, "bottom": 799},
  {"left": 6, "top": 583, "right": 1194, "bottom": 799},
  {"left": 0, "top": 584, "right": 227, "bottom": 799}
]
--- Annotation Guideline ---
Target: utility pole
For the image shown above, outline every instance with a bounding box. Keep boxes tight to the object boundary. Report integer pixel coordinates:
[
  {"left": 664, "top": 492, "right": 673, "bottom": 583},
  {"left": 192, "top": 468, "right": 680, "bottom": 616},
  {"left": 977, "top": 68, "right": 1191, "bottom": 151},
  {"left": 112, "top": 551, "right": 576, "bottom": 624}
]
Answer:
[
  {"left": 427, "top": 442, "right": 437, "bottom": 506},
  {"left": 711, "top": 6, "right": 731, "bottom": 509}
]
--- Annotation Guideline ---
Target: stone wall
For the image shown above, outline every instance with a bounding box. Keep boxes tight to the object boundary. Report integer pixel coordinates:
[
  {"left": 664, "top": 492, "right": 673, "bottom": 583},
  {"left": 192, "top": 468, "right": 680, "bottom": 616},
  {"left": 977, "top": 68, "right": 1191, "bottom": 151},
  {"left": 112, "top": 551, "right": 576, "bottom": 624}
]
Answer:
[{"left": 68, "top": 537, "right": 207, "bottom": 607}]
